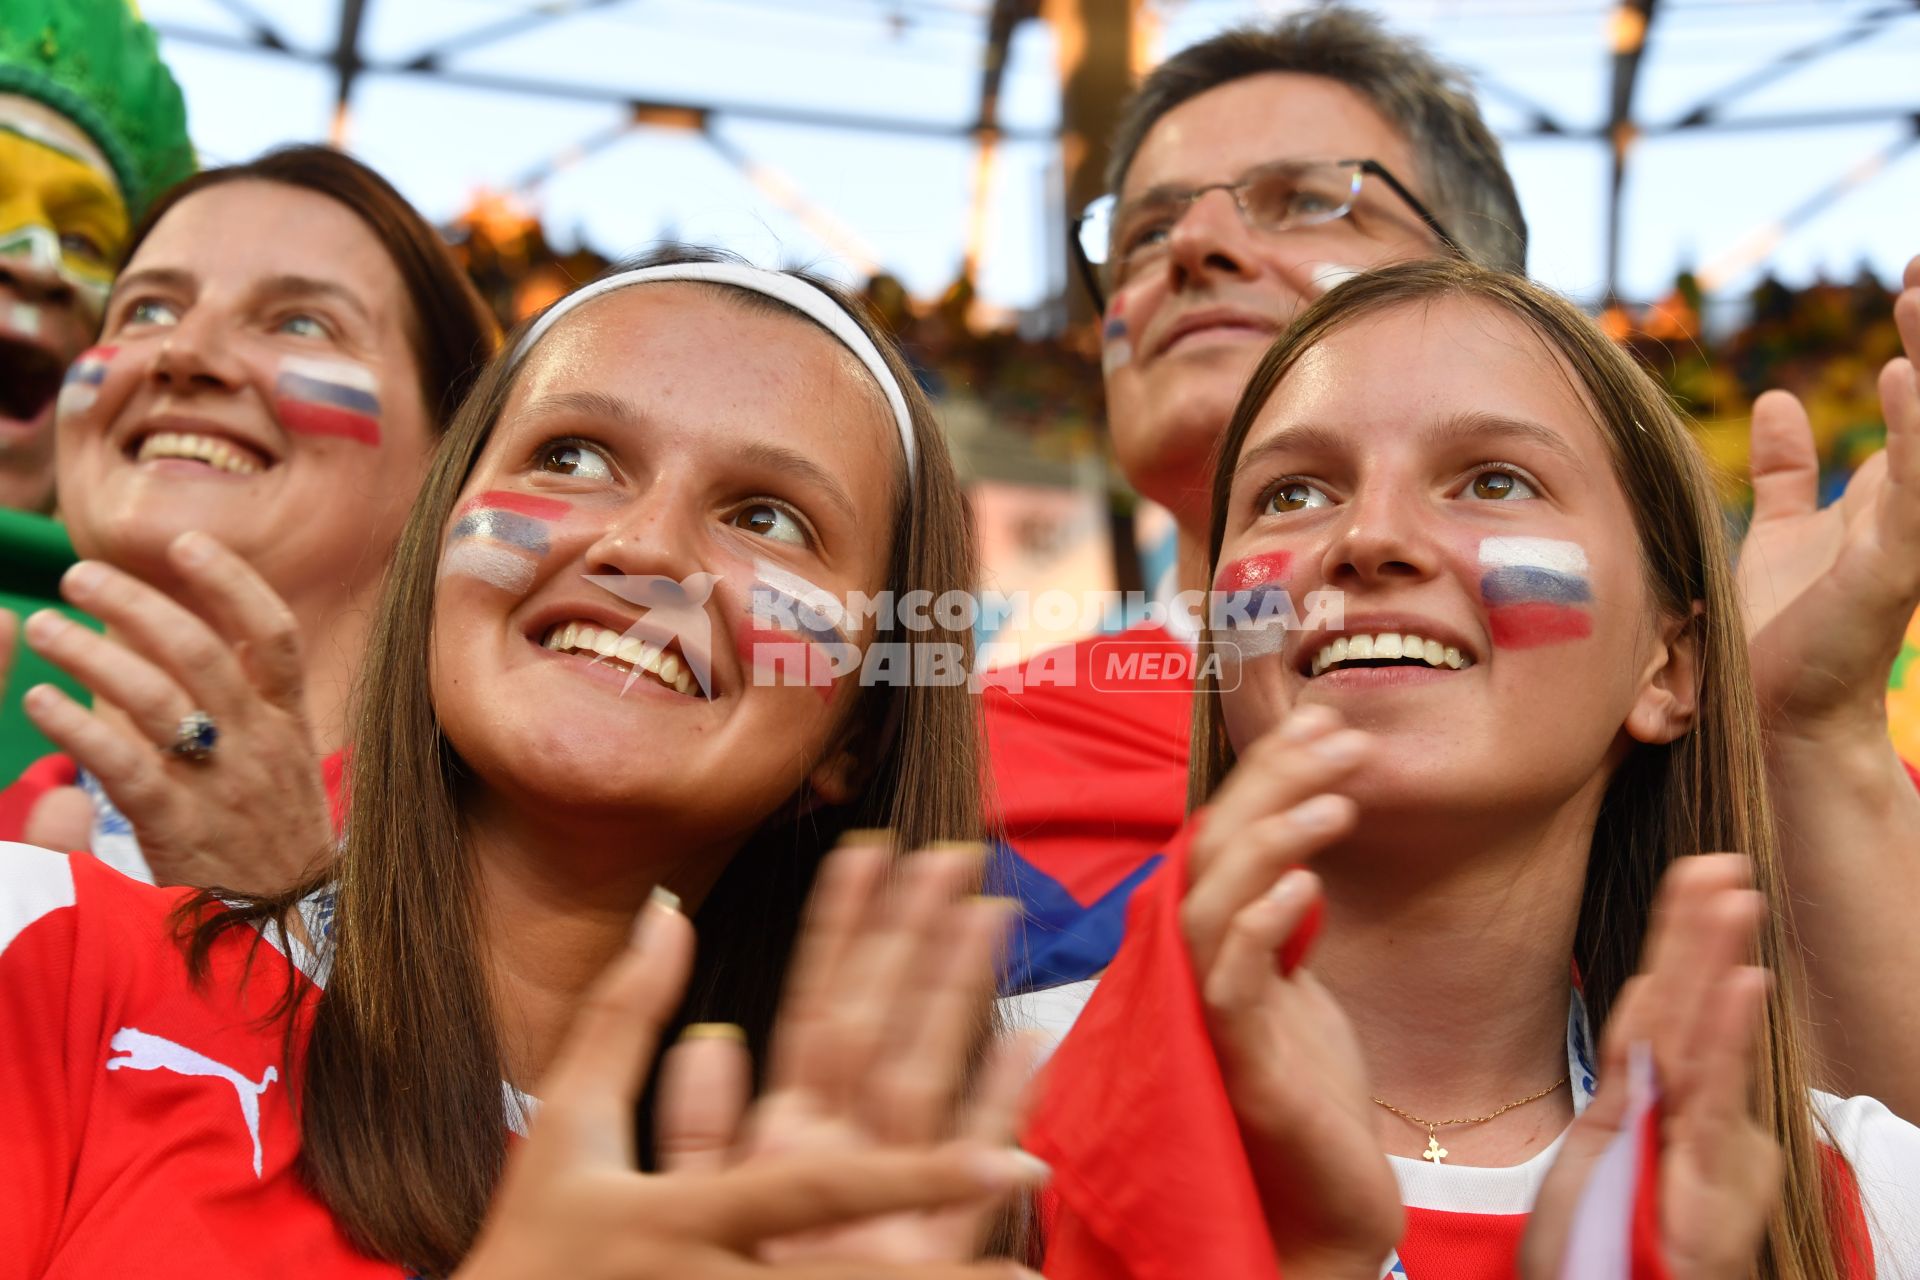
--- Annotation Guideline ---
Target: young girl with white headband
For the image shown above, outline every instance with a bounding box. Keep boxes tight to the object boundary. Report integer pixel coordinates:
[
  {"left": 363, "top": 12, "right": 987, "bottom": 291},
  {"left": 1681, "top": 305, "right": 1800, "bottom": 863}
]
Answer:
[
  {"left": 1027, "top": 258, "right": 1920, "bottom": 1278},
  {"left": 0, "top": 248, "right": 1047, "bottom": 1279}
]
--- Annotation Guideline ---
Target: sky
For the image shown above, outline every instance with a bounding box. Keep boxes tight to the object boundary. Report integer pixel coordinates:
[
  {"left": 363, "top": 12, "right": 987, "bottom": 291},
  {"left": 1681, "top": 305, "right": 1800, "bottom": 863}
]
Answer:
[{"left": 144, "top": 0, "right": 1920, "bottom": 317}]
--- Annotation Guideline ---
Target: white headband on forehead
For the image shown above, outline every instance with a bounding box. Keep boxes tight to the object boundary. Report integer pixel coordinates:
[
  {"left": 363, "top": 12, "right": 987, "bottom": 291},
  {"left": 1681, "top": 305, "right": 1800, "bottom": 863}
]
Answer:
[{"left": 510, "top": 261, "right": 916, "bottom": 478}]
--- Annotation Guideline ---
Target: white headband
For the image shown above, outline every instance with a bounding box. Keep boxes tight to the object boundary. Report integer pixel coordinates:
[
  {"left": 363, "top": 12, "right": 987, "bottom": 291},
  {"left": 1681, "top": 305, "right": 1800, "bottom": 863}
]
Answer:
[{"left": 510, "top": 261, "right": 916, "bottom": 478}]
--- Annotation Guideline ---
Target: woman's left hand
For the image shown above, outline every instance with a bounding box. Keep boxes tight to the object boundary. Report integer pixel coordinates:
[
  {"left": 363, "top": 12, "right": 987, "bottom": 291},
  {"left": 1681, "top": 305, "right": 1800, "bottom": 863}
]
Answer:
[
  {"left": 1738, "top": 253, "right": 1920, "bottom": 742},
  {"left": 1521, "top": 855, "right": 1781, "bottom": 1280},
  {"left": 18, "top": 531, "right": 334, "bottom": 891},
  {"left": 654, "top": 835, "right": 1040, "bottom": 1265}
]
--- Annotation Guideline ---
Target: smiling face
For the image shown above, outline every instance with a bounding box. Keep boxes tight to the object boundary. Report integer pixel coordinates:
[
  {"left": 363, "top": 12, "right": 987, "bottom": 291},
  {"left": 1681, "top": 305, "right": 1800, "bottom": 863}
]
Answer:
[
  {"left": 429, "top": 284, "right": 901, "bottom": 844},
  {"left": 1104, "top": 73, "right": 1442, "bottom": 526},
  {"left": 0, "top": 93, "right": 129, "bottom": 510},
  {"left": 1213, "top": 297, "right": 1692, "bottom": 825},
  {"left": 53, "top": 180, "right": 435, "bottom": 606}
]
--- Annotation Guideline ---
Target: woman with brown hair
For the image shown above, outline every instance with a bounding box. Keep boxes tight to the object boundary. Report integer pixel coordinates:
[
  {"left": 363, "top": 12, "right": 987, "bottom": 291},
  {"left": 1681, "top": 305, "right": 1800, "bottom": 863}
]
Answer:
[
  {"left": 1028, "top": 257, "right": 1920, "bottom": 1278},
  {"left": 0, "top": 250, "right": 1042, "bottom": 1278},
  {"left": 0, "top": 144, "right": 496, "bottom": 889}
]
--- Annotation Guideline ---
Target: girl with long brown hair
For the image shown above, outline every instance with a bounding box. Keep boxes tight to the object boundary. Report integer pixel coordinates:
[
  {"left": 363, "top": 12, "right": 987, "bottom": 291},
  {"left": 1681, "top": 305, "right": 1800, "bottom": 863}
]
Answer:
[
  {"left": 1028, "top": 257, "right": 1920, "bottom": 1278},
  {"left": 0, "top": 249, "right": 1044, "bottom": 1279},
  {"left": 0, "top": 144, "right": 497, "bottom": 890}
]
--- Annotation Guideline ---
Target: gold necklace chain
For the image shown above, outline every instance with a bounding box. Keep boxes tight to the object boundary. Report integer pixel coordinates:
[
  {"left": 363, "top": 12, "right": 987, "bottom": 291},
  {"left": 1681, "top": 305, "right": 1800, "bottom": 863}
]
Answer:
[{"left": 1371, "top": 1075, "right": 1569, "bottom": 1166}]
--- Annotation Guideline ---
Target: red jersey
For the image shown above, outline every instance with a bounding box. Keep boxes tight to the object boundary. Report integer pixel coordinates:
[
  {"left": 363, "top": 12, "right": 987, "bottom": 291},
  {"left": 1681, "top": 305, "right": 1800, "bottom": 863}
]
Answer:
[
  {"left": 0, "top": 843, "right": 402, "bottom": 1278},
  {"left": 1023, "top": 827, "right": 1920, "bottom": 1279}
]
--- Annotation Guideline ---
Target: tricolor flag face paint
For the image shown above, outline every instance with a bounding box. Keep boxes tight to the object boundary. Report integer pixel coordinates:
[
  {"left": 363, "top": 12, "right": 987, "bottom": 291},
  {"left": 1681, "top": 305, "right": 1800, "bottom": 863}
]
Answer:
[
  {"left": 743, "top": 559, "right": 852, "bottom": 701},
  {"left": 439, "top": 490, "right": 571, "bottom": 594},
  {"left": 1213, "top": 551, "right": 1296, "bottom": 656},
  {"left": 273, "top": 355, "right": 382, "bottom": 446},
  {"left": 1101, "top": 294, "right": 1133, "bottom": 375},
  {"left": 57, "top": 345, "right": 116, "bottom": 418},
  {"left": 1478, "top": 536, "right": 1593, "bottom": 649}
]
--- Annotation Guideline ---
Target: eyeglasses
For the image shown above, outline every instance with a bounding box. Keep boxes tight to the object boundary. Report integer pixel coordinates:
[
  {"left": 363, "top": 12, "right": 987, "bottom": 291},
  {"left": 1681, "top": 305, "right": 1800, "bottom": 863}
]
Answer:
[{"left": 1071, "top": 157, "right": 1462, "bottom": 312}]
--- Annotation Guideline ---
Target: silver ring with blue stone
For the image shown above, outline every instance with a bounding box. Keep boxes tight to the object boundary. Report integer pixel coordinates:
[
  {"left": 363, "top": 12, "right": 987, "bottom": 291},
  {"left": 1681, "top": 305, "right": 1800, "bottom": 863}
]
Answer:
[{"left": 169, "top": 710, "right": 219, "bottom": 762}]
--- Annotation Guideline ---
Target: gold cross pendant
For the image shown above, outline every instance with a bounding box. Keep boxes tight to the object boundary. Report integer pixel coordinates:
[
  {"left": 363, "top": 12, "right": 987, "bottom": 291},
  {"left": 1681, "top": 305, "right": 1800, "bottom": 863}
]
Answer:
[{"left": 1422, "top": 1134, "right": 1448, "bottom": 1164}]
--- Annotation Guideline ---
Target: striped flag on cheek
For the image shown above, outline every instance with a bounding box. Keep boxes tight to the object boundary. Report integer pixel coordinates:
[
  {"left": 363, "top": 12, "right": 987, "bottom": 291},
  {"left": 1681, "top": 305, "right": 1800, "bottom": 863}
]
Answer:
[
  {"left": 439, "top": 490, "right": 571, "bottom": 595},
  {"left": 274, "top": 355, "right": 383, "bottom": 446},
  {"left": 1479, "top": 537, "right": 1594, "bottom": 649},
  {"left": 56, "top": 345, "right": 116, "bottom": 417}
]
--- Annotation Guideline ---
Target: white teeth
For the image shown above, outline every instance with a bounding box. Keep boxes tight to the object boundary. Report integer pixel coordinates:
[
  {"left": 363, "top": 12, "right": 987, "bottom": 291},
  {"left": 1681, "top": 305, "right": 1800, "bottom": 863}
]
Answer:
[
  {"left": 540, "top": 620, "right": 700, "bottom": 697},
  {"left": 1307, "top": 631, "right": 1477, "bottom": 677},
  {"left": 135, "top": 430, "right": 263, "bottom": 475}
]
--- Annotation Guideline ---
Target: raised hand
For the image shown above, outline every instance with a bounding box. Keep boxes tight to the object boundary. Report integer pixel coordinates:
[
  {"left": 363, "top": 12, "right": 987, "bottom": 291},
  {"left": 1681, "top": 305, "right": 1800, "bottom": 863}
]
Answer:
[
  {"left": 17, "top": 531, "right": 333, "bottom": 890},
  {"left": 1183, "top": 707, "right": 1402, "bottom": 1277},
  {"left": 656, "top": 836, "right": 1042, "bottom": 1265},
  {"left": 1738, "top": 254, "right": 1920, "bottom": 740},
  {"left": 457, "top": 884, "right": 1048, "bottom": 1280},
  {"left": 1521, "top": 856, "right": 1779, "bottom": 1280}
]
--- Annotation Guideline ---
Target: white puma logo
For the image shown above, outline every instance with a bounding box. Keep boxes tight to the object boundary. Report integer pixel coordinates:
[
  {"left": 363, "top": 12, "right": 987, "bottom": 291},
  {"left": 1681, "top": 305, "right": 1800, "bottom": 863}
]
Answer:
[{"left": 106, "top": 1027, "right": 279, "bottom": 1177}]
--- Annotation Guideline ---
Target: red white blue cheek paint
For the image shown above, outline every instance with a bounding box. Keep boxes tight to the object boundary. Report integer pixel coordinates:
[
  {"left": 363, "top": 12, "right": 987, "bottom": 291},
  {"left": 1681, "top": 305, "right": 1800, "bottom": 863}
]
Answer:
[
  {"left": 56, "top": 345, "right": 115, "bottom": 418},
  {"left": 439, "top": 490, "right": 571, "bottom": 594},
  {"left": 741, "top": 559, "right": 850, "bottom": 701},
  {"left": 1213, "top": 550, "right": 1295, "bottom": 656},
  {"left": 1101, "top": 295, "right": 1132, "bottom": 375},
  {"left": 274, "top": 355, "right": 382, "bottom": 446},
  {"left": 1479, "top": 536, "right": 1594, "bottom": 649}
]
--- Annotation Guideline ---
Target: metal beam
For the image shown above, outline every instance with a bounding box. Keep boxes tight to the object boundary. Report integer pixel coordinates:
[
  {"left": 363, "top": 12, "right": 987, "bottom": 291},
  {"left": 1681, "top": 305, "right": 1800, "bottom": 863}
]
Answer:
[
  {"left": 206, "top": 0, "right": 291, "bottom": 51},
  {"left": 400, "top": 0, "right": 632, "bottom": 73},
  {"left": 151, "top": 20, "right": 1055, "bottom": 142},
  {"left": 1667, "top": 1, "right": 1918, "bottom": 130},
  {"left": 1604, "top": 0, "right": 1658, "bottom": 299},
  {"left": 330, "top": 0, "right": 371, "bottom": 143}
]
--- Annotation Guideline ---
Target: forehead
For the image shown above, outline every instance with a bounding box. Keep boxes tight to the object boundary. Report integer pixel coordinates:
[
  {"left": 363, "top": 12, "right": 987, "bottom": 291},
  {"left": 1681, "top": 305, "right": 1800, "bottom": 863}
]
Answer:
[
  {"left": 127, "top": 181, "right": 403, "bottom": 300},
  {"left": 1250, "top": 297, "right": 1603, "bottom": 455},
  {"left": 507, "top": 284, "right": 893, "bottom": 452},
  {"left": 1123, "top": 72, "right": 1420, "bottom": 199},
  {"left": 0, "top": 92, "right": 117, "bottom": 186}
]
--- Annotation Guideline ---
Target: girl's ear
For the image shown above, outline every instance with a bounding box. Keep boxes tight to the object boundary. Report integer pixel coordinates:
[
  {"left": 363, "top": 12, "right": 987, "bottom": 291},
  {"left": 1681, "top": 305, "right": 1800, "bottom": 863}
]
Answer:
[
  {"left": 804, "top": 747, "right": 864, "bottom": 808},
  {"left": 1625, "top": 604, "right": 1702, "bottom": 745}
]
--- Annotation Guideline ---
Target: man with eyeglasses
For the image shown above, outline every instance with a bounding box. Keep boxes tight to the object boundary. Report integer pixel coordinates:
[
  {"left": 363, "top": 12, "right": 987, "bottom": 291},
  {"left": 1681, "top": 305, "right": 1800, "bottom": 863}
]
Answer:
[{"left": 991, "top": 5, "right": 1920, "bottom": 1126}]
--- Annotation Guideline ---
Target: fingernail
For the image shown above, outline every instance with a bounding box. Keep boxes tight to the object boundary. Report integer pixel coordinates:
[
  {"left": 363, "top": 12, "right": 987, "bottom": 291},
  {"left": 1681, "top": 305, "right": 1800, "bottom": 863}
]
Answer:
[
  {"left": 1280, "top": 705, "right": 1339, "bottom": 742},
  {"left": 23, "top": 609, "right": 66, "bottom": 644},
  {"left": 172, "top": 531, "right": 214, "bottom": 568},
  {"left": 1290, "top": 794, "right": 1348, "bottom": 832},
  {"left": 971, "top": 1147, "right": 1052, "bottom": 1187},
  {"left": 835, "top": 828, "right": 894, "bottom": 850},
  {"left": 678, "top": 1022, "right": 746, "bottom": 1044},
  {"left": 1312, "top": 730, "right": 1367, "bottom": 766},
  {"left": 926, "top": 839, "right": 988, "bottom": 859},
  {"left": 62, "top": 561, "right": 104, "bottom": 596},
  {"left": 633, "top": 884, "right": 681, "bottom": 946}
]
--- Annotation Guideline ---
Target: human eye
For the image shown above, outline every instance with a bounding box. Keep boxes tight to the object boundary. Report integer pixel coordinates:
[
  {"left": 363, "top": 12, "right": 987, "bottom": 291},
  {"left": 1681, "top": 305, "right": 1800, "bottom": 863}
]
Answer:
[
  {"left": 538, "top": 439, "right": 615, "bottom": 481},
  {"left": 1460, "top": 464, "right": 1539, "bottom": 501},
  {"left": 1114, "top": 201, "right": 1177, "bottom": 259},
  {"left": 731, "top": 500, "right": 811, "bottom": 547},
  {"left": 1262, "top": 478, "right": 1333, "bottom": 514},
  {"left": 59, "top": 230, "right": 107, "bottom": 265},
  {"left": 275, "top": 312, "right": 332, "bottom": 340},
  {"left": 123, "top": 297, "right": 180, "bottom": 327}
]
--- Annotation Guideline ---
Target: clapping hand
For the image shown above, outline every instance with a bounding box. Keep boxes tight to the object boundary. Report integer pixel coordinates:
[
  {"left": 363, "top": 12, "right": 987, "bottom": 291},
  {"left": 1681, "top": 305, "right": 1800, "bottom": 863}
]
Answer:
[{"left": 458, "top": 839, "right": 1048, "bottom": 1280}]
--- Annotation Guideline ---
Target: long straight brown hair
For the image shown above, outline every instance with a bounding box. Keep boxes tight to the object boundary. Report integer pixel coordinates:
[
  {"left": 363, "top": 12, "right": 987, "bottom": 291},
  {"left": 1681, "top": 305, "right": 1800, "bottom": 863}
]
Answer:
[
  {"left": 185, "top": 247, "right": 984, "bottom": 1275},
  {"left": 1189, "top": 258, "right": 1861, "bottom": 1280}
]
